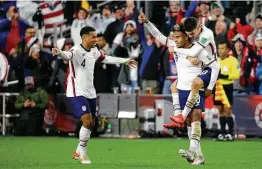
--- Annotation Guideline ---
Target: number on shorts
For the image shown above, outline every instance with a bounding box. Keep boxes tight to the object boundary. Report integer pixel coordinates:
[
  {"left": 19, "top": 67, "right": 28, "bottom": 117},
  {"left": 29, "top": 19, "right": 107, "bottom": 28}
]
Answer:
[
  {"left": 195, "top": 95, "right": 201, "bottom": 106},
  {"left": 199, "top": 70, "right": 208, "bottom": 75}
]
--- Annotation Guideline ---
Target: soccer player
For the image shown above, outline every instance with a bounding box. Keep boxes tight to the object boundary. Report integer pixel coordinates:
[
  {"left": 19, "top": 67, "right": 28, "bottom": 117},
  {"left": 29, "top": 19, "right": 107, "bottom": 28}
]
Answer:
[
  {"left": 138, "top": 12, "right": 220, "bottom": 123},
  {"left": 52, "top": 26, "right": 137, "bottom": 164},
  {"left": 214, "top": 41, "right": 240, "bottom": 141},
  {"left": 164, "top": 25, "right": 205, "bottom": 165},
  {"left": 170, "top": 17, "right": 220, "bottom": 124}
]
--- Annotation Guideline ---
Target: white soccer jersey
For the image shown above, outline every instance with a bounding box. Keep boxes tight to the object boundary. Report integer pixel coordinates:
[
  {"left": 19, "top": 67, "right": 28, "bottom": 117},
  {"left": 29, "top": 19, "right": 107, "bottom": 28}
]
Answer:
[{"left": 63, "top": 45, "right": 130, "bottom": 98}]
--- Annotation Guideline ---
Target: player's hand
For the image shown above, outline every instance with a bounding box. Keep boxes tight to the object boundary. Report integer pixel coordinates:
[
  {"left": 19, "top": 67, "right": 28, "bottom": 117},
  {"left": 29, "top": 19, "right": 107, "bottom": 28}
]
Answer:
[
  {"left": 24, "top": 99, "right": 31, "bottom": 107},
  {"left": 52, "top": 47, "right": 60, "bottom": 56},
  {"left": 127, "top": 59, "right": 138, "bottom": 68},
  {"left": 205, "top": 89, "right": 213, "bottom": 98},
  {"left": 138, "top": 11, "right": 149, "bottom": 24},
  {"left": 187, "top": 56, "right": 200, "bottom": 65},
  {"left": 31, "top": 101, "right": 36, "bottom": 108}
]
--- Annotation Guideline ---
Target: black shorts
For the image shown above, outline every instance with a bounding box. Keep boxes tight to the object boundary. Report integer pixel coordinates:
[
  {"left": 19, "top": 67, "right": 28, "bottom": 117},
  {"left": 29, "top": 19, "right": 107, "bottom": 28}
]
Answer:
[{"left": 213, "top": 84, "right": 233, "bottom": 106}]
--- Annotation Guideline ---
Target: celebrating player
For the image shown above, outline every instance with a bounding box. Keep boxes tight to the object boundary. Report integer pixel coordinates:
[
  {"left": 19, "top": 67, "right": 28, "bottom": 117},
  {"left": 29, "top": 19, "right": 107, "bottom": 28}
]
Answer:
[
  {"left": 52, "top": 26, "right": 137, "bottom": 164},
  {"left": 138, "top": 12, "right": 220, "bottom": 124}
]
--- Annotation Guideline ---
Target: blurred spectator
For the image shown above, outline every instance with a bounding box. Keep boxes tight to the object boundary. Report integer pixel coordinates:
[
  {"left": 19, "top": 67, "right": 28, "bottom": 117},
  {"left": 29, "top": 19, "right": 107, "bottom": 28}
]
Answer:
[
  {"left": 162, "top": 0, "right": 184, "bottom": 36},
  {"left": 0, "top": 5, "right": 29, "bottom": 56},
  {"left": 71, "top": 8, "right": 92, "bottom": 45},
  {"left": 91, "top": 4, "right": 115, "bottom": 34},
  {"left": 138, "top": 23, "right": 162, "bottom": 94},
  {"left": 33, "top": 0, "right": 65, "bottom": 40},
  {"left": 124, "top": 0, "right": 139, "bottom": 23},
  {"left": 117, "top": 32, "right": 141, "bottom": 94},
  {"left": 104, "top": 5, "right": 125, "bottom": 47},
  {"left": 14, "top": 76, "right": 48, "bottom": 136},
  {"left": 196, "top": 1, "right": 210, "bottom": 25},
  {"left": 228, "top": 8, "right": 253, "bottom": 43},
  {"left": 24, "top": 45, "right": 51, "bottom": 90},
  {"left": 8, "top": 26, "right": 37, "bottom": 91},
  {"left": 214, "top": 20, "right": 228, "bottom": 45},
  {"left": 16, "top": 0, "right": 38, "bottom": 26},
  {"left": 231, "top": 34, "right": 259, "bottom": 95},
  {"left": 94, "top": 34, "right": 111, "bottom": 93},
  {"left": 49, "top": 38, "right": 73, "bottom": 93},
  {"left": 247, "top": 13, "right": 262, "bottom": 48},
  {"left": 110, "top": 20, "right": 137, "bottom": 90},
  {"left": 206, "top": 2, "right": 231, "bottom": 35},
  {"left": 255, "top": 33, "right": 262, "bottom": 94},
  {"left": 0, "top": 1, "right": 16, "bottom": 18}
]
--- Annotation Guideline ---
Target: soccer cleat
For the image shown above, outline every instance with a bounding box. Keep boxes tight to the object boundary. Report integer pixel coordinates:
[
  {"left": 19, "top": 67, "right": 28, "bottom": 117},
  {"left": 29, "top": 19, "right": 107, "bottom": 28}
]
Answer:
[
  {"left": 179, "top": 149, "right": 195, "bottom": 163},
  {"left": 192, "top": 156, "right": 205, "bottom": 165},
  {"left": 170, "top": 114, "right": 185, "bottom": 124},
  {"left": 79, "top": 155, "right": 92, "bottom": 164},
  {"left": 225, "top": 134, "right": 234, "bottom": 141},
  {"left": 163, "top": 121, "right": 184, "bottom": 129},
  {"left": 216, "top": 134, "right": 225, "bottom": 141},
  {"left": 72, "top": 150, "right": 80, "bottom": 160}
]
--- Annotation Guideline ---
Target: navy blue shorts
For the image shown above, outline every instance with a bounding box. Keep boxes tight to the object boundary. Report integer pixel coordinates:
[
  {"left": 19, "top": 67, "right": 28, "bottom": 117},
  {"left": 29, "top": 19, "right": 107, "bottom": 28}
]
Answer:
[
  {"left": 179, "top": 90, "right": 205, "bottom": 111},
  {"left": 68, "top": 96, "right": 97, "bottom": 118},
  {"left": 197, "top": 67, "right": 212, "bottom": 89}
]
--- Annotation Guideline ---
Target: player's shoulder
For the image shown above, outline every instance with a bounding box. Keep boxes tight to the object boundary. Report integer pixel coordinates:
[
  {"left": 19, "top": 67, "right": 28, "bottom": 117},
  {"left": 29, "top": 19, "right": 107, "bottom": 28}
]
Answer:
[{"left": 199, "top": 25, "right": 213, "bottom": 39}]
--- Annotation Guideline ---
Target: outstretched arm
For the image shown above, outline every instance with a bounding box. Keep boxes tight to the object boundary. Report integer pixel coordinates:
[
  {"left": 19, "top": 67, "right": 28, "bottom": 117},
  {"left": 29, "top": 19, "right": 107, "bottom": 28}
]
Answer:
[
  {"left": 52, "top": 48, "right": 73, "bottom": 60},
  {"left": 139, "top": 11, "right": 176, "bottom": 47}
]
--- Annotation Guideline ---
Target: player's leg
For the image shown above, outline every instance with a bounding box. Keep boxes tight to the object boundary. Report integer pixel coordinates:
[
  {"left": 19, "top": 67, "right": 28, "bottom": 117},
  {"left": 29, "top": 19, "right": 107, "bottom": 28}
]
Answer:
[
  {"left": 170, "top": 77, "right": 203, "bottom": 123},
  {"left": 216, "top": 105, "right": 226, "bottom": 141},
  {"left": 170, "top": 80, "right": 181, "bottom": 115},
  {"left": 223, "top": 84, "right": 234, "bottom": 141},
  {"left": 70, "top": 96, "right": 93, "bottom": 164}
]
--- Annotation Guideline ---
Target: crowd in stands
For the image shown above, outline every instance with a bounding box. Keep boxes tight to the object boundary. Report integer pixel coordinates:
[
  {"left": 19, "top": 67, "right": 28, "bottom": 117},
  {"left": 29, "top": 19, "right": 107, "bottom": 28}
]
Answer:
[{"left": 0, "top": 0, "right": 262, "bottom": 96}]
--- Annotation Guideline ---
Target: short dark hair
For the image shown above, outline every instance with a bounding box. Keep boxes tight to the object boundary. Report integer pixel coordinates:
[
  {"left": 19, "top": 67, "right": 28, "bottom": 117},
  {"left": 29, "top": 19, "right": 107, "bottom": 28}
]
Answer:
[
  {"left": 80, "top": 26, "right": 96, "bottom": 37},
  {"left": 218, "top": 41, "right": 230, "bottom": 49},
  {"left": 184, "top": 17, "right": 198, "bottom": 32},
  {"left": 97, "top": 33, "right": 104, "bottom": 38}
]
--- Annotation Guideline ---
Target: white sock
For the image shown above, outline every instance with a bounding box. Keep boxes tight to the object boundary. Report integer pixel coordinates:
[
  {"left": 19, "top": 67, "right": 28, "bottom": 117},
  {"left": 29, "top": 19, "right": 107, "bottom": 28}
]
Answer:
[
  {"left": 182, "top": 92, "right": 199, "bottom": 119},
  {"left": 77, "top": 126, "right": 91, "bottom": 156},
  {"left": 172, "top": 93, "right": 181, "bottom": 115},
  {"left": 187, "top": 126, "right": 192, "bottom": 149},
  {"left": 196, "top": 142, "right": 203, "bottom": 157},
  {"left": 190, "top": 121, "right": 201, "bottom": 153}
]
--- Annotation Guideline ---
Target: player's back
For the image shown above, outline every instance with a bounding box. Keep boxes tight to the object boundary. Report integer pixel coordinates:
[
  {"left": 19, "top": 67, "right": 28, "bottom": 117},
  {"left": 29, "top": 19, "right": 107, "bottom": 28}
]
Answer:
[
  {"left": 66, "top": 45, "right": 101, "bottom": 99},
  {"left": 174, "top": 52, "right": 202, "bottom": 90},
  {"left": 196, "top": 25, "right": 217, "bottom": 61}
]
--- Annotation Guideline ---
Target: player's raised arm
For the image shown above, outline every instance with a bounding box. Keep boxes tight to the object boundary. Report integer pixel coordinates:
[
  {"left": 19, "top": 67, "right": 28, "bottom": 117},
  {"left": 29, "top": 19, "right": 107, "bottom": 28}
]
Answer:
[
  {"left": 139, "top": 11, "right": 176, "bottom": 47},
  {"left": 175, "top": 43, "right": 204, "bottom": 58},
  {"left": 52, "top": 47, "right": 73, "bottom": 60}
]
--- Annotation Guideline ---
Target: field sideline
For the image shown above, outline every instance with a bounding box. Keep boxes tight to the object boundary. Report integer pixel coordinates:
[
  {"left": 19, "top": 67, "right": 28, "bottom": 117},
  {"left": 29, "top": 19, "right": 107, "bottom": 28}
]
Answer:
[{"left": 0, "top": 137, "right": 261, "bottom": 169}]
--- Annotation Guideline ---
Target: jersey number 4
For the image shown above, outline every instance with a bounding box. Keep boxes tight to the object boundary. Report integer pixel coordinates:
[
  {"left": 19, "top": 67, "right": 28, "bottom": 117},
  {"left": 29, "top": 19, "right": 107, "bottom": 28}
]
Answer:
[{"left": 81, "top": 59, "right": 86, "bottom": 68}]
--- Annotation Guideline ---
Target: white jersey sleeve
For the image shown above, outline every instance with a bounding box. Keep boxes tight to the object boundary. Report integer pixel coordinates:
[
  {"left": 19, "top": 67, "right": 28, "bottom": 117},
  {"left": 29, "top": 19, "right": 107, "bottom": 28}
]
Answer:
[
  {"left": 145, "top": 22, "right": 176, "bottom": 47},
  {"left": 94, "top": 47, "right": 130, "bottom": 64}
]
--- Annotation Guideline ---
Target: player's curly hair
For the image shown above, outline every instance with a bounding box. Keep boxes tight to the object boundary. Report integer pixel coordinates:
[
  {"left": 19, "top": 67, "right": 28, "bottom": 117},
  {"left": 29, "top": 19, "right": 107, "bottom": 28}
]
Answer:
[
  {"left": 172, "top": 24, "right": 186, "bottom": 34},
  {"left": 184, "top": 17, "right": 198, "bottom": 32}
]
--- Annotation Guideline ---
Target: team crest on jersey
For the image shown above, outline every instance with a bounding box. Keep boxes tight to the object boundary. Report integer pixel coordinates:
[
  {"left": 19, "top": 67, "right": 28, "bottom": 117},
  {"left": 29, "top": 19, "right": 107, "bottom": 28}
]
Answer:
[
  {"left": 82, "top": 105, "right": 87, "bottom": 111},
  {"left": 201, "top": 37, "right": 207, "bottom": 44}
]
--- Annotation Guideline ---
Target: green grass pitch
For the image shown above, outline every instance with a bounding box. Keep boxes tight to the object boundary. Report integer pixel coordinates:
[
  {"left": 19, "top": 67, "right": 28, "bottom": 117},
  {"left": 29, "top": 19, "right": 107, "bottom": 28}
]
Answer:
[{"left": 0, "top": 137, "right": 262, "bottom": 169}]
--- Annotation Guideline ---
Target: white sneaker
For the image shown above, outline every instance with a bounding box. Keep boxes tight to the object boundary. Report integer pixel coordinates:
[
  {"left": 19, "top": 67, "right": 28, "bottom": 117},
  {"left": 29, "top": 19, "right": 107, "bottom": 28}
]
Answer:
[
  {"left": 192, "top": 156, "right": 205, "bottom": 165},
  {"left": 217, "top": 134, "right": 225, "bottom": 141},
  {"left": 179, "top": 149, "right": 195, "bottom": 163},
  {"left": 225, "top": 134, "right": 234, "bottom": 141},
  {"left": 79, "top": 155, "right": 92, "bottom": 164}
]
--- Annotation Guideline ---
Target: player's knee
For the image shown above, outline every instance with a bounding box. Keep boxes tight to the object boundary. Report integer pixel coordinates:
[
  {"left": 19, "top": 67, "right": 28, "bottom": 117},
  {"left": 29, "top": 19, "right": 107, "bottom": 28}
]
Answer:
[
  {"left": 191, "top": 110, "right": 202, "bottom": 122},
  {"left": 81, "top": 114, "right": 93, "bottom": 129},
  {"left": 192, "top": 78, "right": 203, "bottom": 91},
  {"left": 224, "top": 108, "right": 232, "bottom": 117}
]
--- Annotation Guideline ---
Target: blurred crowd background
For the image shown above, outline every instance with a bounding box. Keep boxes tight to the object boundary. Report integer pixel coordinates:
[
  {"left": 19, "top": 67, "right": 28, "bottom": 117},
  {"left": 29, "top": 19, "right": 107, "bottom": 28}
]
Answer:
[{"left": 0, "top": 0, "right": 262, "bottom": 96}]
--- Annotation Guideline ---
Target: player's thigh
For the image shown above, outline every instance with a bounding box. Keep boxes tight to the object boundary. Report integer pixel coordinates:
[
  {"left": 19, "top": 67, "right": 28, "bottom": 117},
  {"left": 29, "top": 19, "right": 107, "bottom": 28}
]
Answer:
[
  {"left": 87, "top": 98, "right": 97, "bottom": 118},
  {"left": 68, "top": 96, "right": 93, "bottom": 118},
  {"left": 197, "top": 67, "right": 212, "bottom": 89}
]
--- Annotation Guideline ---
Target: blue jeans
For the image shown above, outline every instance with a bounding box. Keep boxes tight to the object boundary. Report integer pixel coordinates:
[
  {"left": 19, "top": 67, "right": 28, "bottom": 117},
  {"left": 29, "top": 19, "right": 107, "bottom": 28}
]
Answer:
[
  {"left": 162, "top": 79, "right": 172, "bottom": 94},
  {"left": 120, "top": 80, "right": 138, "bottom": 94}
]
